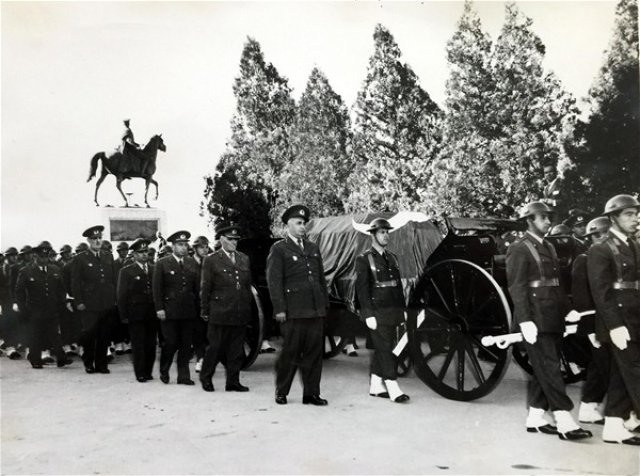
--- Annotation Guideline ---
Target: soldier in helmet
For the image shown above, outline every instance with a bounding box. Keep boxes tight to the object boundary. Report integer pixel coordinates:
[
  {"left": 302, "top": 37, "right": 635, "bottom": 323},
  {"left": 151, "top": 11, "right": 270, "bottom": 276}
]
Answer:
[
  {"left": 112, "top": 242, "right": 131, "bottom": 355},
  {"left": 355, "top": 218, "right": 410, "bottom": 403},
  {"left": 152, "top": 231, "right": 200, "bottom": 385},
  {"left": 587, "top": 194, "right": 640, "bottom": 444},
  {"left": 15, "top": 242, "right": 72, "bottom": 369},
  {"left": 191, "top": 235, "right": 210, "bottom": 373},
  {"left": 572, "top": 217, "right": 611, "bottom": 426},
  {"left": 267, "top": 205, "right": 330, "bottom": 406},
  {"left": 71, "top": 225, "right": 117, "bottom": 374},
  {"left": 506, "top": 201, "right": 592, "bottom": 441}
]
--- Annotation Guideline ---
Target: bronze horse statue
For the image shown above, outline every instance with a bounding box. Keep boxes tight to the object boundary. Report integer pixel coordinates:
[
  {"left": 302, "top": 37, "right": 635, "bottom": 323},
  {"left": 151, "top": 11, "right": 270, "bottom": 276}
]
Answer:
[{"left": 88, "top": 134, "right": 166, "bottom": 207}]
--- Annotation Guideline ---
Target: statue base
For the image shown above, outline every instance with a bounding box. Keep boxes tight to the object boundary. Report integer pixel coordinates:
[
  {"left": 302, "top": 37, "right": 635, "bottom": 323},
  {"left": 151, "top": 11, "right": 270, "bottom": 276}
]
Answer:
[{"left": 100, "top": 207, "right": 167, "bottom": 243}]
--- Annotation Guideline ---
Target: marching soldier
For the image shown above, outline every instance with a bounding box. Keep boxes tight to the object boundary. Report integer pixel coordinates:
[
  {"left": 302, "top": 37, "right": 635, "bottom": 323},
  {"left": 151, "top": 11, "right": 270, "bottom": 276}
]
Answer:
[
  {"left": 191, "top": 235, "right": 210, "bottom": 373},
  {"left": 15, "top": 242, "right": 72, "bottom": 369},
  {"left": 113, "top": 242, "right": 131, "bottom": 355},
  {"left": 71, "top": 225, "right": 117, "bottom": 374},
  {"left": 572, "top": 217, "right": 611, "bottom": 424},
  {"left": 355, "top": 218, "right": 410, "bottom": 403},
  {"left": 506, "top": 201, "right": 591, "bottom": 441},
  {"left": 266, "top": 205, "right": 329, "bottom": 406},
  {"left": 587, "top": 195, "right": 640, "bottom": 445},
  {"left": 153, "top": 231, "right": 199, "bottom": 385},
  {"left": 117, "top": 239, "right": 157, "bottom": 382},
  {"left": 200, "top": 223, "right": 251, "bottom": 392},
  {"left": 1, "top": 247, "right": 22, "bottom": 359}
]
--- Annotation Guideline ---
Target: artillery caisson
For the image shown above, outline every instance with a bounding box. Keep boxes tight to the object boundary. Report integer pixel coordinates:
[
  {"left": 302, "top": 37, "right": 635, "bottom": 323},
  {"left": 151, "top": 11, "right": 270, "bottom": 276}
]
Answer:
[{"left": 238, "top": 212, "right": 590, "bottom": 400}]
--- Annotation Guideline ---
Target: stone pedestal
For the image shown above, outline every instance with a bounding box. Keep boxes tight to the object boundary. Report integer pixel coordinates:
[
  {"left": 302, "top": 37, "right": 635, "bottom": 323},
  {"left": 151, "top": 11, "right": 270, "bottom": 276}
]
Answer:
[{"left": 100, "top": 207, "right": 167, "bottom": 243}]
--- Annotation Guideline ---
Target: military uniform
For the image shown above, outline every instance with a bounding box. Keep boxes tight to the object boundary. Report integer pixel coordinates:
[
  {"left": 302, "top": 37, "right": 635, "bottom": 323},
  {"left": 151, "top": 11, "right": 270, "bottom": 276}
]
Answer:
[
  {"left": 267, "top": 230, "right": 329, "bottom": 400},
  {"left": 191, "top": 237, "right": 209, "bottom": 368},
  {"left": 200, "top": 247, "right": 252, "bottom": 389},
  {"left": 15, "top": 245, "right": 68, "bottom": 368},
  {"left": 71, "top": 228, "right": 117, "bottom": 373},
  {"left": 152, "top": 236, "right": 200, "bottom": 383},
  {"left": 588, "top": 230, "right": 640, "bottom": 419},
  {"left": 507, "top": 231, "right": 574, "bottom": 412},
  {"left": 0, "top": 248, "right": 20, "bottom": 356},
  {"left": 355, "top": 248, "right": 404, "bottom": 381},
  {"left": 117, "top": 242, "right": 156, "bottom": 381}
]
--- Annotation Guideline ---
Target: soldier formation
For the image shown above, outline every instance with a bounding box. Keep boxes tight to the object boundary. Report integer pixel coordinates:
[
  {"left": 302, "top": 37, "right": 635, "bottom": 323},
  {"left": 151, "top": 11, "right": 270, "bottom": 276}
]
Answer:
[{"left": 1, "top": 197, "right": 639, "bottom": 442}]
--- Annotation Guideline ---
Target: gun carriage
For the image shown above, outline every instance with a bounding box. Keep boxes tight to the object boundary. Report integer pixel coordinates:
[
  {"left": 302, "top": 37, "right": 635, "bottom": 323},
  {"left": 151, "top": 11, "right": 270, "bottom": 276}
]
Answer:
[{"left": 238, "top": 212, "right": 591, "bottom": 400}]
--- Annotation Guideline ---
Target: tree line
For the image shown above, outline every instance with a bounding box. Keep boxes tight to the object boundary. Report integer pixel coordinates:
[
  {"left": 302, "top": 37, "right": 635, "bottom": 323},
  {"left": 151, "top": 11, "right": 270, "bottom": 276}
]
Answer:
[{"left": 202, "top": 0, "right": 639, "bottom": 238}]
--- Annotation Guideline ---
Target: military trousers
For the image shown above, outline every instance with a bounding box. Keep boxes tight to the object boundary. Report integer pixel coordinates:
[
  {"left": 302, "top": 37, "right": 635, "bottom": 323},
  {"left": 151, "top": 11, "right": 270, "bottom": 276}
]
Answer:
[
  {"left": 159, "top": 319, "right": 194, "bottom": 381},
  {"left": 369, "top": 324, "right": 399, "bottom": 380},
  {"left": 200, "top": 324, "right": 245, "bottom": 386},
  {"left": 59, "top": 306, "right": 81, "bottom": 346},
  {"left": 128, "top": 312, "right": 157, "bottom": 380},
  {"left": 80, "top": 309, "right": 112, "bottom": 371},
  {"left": 27, "top": 318, "right": 65, "bottom": 366},
  {"left": 192, "top": 318, "right": 208, "bottom": 361},
  {"left": 581, "top": 343, "right": 611, "bottom": 404},
  {"left": 275, "top": 317, "right": 323, "bottom": 397},
  {"left": 1, "top": 301, "right": 24, "bottom": 348},
  {"left": 605, "top": 341, "right": 640, "bottom": 418},
  {"left": 525, "top": 333, "right": 574, "bottom": 412}
]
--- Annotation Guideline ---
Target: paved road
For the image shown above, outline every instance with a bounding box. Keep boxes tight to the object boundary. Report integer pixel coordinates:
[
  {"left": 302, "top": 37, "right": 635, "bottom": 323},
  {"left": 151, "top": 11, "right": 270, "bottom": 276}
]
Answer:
[{"left": 1, "top": 342, "right": 638, "bottom": 475}]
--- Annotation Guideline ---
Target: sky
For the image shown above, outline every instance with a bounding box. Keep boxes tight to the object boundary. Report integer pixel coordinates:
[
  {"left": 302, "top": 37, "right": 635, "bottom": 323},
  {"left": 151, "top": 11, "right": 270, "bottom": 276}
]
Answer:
[{"left": 1, "top": 0, "right": 619, "bottom": 250}]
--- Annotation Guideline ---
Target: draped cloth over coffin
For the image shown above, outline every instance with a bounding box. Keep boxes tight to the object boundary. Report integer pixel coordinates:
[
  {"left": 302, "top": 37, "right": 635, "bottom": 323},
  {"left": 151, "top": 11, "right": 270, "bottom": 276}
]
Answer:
[{"left": 305, "top": 212, "right": 445, "bottom": 314}]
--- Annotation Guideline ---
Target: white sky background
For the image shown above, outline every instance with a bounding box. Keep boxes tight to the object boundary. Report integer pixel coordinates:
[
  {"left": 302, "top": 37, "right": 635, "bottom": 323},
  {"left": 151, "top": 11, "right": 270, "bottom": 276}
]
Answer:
[{"left": 1, "top": 1, "right": 618, "bottom": 250}]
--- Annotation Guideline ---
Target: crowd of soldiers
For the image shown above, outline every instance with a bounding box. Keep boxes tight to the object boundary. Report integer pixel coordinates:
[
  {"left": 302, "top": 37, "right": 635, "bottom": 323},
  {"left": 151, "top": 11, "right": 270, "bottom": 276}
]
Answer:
[{"left": 1, "top": 195, "right": 639, "bottom": 443}]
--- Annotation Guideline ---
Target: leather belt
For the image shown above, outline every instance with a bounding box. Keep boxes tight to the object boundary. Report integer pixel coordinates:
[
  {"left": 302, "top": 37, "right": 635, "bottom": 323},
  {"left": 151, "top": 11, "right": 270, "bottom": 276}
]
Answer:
[
  {"left": 613, "top": 281, "right": 640, "bottom": 290},
  {"left": 528, "top": 278, "right": 559, "bottom": 288},
  {"left": 374, "top": 279, "right": 398, "bottom": 288}
]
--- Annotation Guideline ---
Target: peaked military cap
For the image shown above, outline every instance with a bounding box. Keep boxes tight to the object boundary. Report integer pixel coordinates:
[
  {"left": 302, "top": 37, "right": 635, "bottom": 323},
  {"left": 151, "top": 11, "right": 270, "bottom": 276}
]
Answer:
[
  {"left": 60, "top": 244, "right": 72, "bottom": 254},
  {"left": 215, "top": 221, "right": 242, "bottom": 239},
  {"left": 82, "top": 225, "right": 105, "bottom": 239},
  {"left": 4, "top": 247, "right": 18, "bottom": 256},
  {"left": 563, "top": 209, "right": 589, "bottom": 227},
  {"left": 19, "top": 245, "right": 33, "bottom": 255},
  {"left": 130, "top": 238, "right": 150, "bottom": 253},
  {"left": 167, "top": 231, "right": 191, "bottom": 243},
  {"left": 75, "top": 242, "right": 90, "bottom": 253},
  {"left": 282, "top": 205, "right": 311, "bottom": 224},
  {"left": 33, "top": 241, "right": 53, "bottom": 254},
  {"left": 116, "top": 242, "right": 129, "bottom": 251}
]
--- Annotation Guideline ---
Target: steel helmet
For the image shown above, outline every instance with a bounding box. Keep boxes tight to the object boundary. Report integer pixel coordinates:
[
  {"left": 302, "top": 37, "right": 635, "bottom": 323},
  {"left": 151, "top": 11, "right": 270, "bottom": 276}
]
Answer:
[
  {"left": 583, "top": 216, "right": 610, "bottom": 237},
  {"left": 518, "top": 201, "right": 553, "bottom": 220},
  {"left": 603, "top": 194, "right": 640, "bottom": 215},
  {"left": 367, "top": 218, "right": 393, "bottom": 234},
  {"left": 548, "top": 224, "right": 571, "bottom": 237}
]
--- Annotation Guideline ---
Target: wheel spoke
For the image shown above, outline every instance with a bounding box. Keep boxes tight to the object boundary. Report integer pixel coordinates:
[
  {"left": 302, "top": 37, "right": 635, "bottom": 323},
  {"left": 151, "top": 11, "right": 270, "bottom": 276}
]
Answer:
[
  {"left": 456, "top": 343, "right": 465, "bottom": 391},
  {"left": 464, "top": 338, "right": 486, "bottom": 385},
  {"left": 448, "top": 267, "right": 461, "bottom": 314},
  {"left": 470, "top": 335, "right": 501, "bottom": 362},
  {"left": 437, "top": 346, "right": 456, "bottom": 381},
  {"left": 463, "top": 273, "right": 478, "bottom": 315},
  {"left": 429, "top": 278, "right": 454, "bottom": 316}
]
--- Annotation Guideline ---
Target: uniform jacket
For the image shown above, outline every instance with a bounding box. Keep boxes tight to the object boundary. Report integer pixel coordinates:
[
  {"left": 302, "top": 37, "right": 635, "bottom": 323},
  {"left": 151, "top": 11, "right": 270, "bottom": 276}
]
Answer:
[
  {"left": 200, "top": 250, "right": 252, "bottom": 326},
  {"left": 355, "top": 248, "right": 405, "bottom": 326},
  {"left": 117, "top": 262, "right": 155, "bottom": 323},
  {"left": 587, "top": 232, "right": 640, "bottom": 341},
  {"left": 15, "top": 263, "right": 66, "bottom": 319},
  {"left": 0, "top": 262, "right": 11, "bottom": 303},
  {"left": 506, "top": 233, "right": 570, "bottom": 333},
  {"left": 70, "top": 250, "right": 116, "bottom": 312},
  {"left": 152, "top": 255, "right": 199, "bottom": 320},
  {"left": 266, "top": 236, "right": 329, "bottom": 319}
]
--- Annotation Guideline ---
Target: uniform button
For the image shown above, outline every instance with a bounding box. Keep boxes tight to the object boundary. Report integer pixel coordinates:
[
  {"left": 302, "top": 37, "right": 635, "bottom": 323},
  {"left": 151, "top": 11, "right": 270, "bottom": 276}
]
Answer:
[{"left": 308, "top": 271, "right": 312, "bottom": 274}]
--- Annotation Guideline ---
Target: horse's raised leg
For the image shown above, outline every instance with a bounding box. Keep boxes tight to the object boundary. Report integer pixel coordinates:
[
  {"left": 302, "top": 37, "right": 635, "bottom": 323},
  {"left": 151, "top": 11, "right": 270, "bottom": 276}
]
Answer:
[
  {"left": 116, "top": 176, "right": 129, "bottom": 207},
  {"left": 150, "top": 178, "right": 159, "bottom": 200},
  {"left": 94, "top": 173, "right": 108, "bottom": 207},
  {"left": 144, "top": 179, "right": 151, "bottom": 208}
]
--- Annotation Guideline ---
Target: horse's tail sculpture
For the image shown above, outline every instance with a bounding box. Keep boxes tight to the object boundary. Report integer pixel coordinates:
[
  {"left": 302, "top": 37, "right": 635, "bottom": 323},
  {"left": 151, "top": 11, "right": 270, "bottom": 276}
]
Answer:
[{"left": 87, "top": 152, "right": 105, "bottom": 182}]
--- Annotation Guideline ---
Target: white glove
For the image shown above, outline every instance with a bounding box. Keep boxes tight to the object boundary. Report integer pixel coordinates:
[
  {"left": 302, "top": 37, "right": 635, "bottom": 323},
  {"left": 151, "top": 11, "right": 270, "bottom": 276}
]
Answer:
[
  {"left": 610, "top": 326, "right": 630, "bottom": 351},
  {"left": 156, "top": 310, "right": 166, "bottom": 321},
  {"left": 66, "top": 302, "right": 74, "bottom": 312},
  {"left": 565, "top": 310, "right": 581, "bottom": 323},
  {"left": 12, "top": 303, "right": 19, "bottom": 313},
  {"left": 588, "top": 333, "right": 601, "bottom": 349},
  {"left": 366, "top": 316, "right": 377, "bottom": 331},
  {"left": 520, "top": 321, "right": 538, "bottom": 344}
]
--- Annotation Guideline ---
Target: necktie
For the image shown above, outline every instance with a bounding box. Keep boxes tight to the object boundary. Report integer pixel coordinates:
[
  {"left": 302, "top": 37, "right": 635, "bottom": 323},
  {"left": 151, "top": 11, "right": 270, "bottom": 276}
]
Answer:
[
  {"left": 179, "top": 260, "right": 183, "bottom": 269},
  {"left": 144, "top": 264, "right": 148, "bottom": 275},
  {"left": 297, "top": 239, "right": 304, "bottom": 251},
  {"left": 230, "top": 252, "right": 236, "bottom": 265}
]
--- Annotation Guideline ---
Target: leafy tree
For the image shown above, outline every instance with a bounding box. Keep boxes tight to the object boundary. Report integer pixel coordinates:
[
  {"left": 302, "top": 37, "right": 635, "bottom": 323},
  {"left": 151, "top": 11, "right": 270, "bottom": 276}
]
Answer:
[
  {"left": 347, "top": 24, "right": 442, "bottom": 213},
  {"left": 565, "top": 0, "right": 639, "bottom": 211},
  {"left": 274, "top": 67, "right": 353, "bottom": 217},
  {"left": 201, "top": 37, "right": 295, "bottom": 237}
]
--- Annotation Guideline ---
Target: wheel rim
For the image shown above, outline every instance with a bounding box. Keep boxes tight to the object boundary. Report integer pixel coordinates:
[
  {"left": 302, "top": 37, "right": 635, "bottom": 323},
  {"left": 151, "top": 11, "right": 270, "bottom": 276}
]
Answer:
[
  {"left": 408, "top": 259, "right": 512, "bottom": 401},
  {"left": 242, "top": 285, "right": 265, "bottom": 370}
]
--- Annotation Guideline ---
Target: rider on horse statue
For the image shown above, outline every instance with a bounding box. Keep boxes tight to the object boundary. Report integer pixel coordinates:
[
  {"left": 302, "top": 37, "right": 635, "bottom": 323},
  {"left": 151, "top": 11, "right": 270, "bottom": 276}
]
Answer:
[{"left": 122, "top": 119, "right": 148, "bottom": 175}]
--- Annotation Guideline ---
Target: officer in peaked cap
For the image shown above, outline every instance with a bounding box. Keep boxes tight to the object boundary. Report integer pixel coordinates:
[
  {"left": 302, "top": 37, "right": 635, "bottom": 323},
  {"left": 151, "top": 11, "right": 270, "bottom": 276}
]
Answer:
[
  {"left": 71, "top": 225, "right": 116, "bottom": 374},
  {"left": 117, "top": 238, "right": 157, "bottom": 382},
  {"left": 587, "top": 194, "right": 640, "bottom": 444},
  {"left": 191, "top": 235, "right": 210, "bottom": 374},
  {"left": 15, "top": 241, "right": 71, "bottom": 369},
  {"left": 267, "top": 205, "right": 330, "bottom": 406},
  {"left": 564, "top": 209, "right": 589, "bottom": 237},
  {"left": 355, "top": 218, "right": 410, "bottom": 403},
  {"left": 153, "top": 230, "right": 199, "bottom": 385},
  {"left": 507, "top": 201, "right": 592, "bottom": 440},
  {"left": 199, "top": 221, "right": 251, "bottom": 392}
]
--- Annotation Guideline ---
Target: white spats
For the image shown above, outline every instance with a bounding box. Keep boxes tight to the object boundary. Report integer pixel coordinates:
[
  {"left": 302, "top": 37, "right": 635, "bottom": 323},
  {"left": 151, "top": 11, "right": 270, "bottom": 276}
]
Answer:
[
  {"left": 604, "top": 417, "right": 637, "bottom": 442},
  {"left": 553, "top": 410, "right": 580, "bottom": 433},
  {"left": 579, "top": 402, "right": 604, "bottom": 423},
  {"left": 526, "top": 407, "right": 549, "bottom": 428},
  {"left": 384, "top": 379, "right": 409, "bottom": 402}
]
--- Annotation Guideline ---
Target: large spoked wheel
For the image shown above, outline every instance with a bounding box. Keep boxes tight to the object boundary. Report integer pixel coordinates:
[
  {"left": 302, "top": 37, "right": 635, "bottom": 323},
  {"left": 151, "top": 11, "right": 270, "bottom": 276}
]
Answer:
[
  {"left": 242, "top": 285, "right": 265, "bottom": 370},
  {"left": 512, "top": 334, "right": 591, "bottom": 384},
  {"left": 408, "top": 259, "right": 512, "bottom": 401}
]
